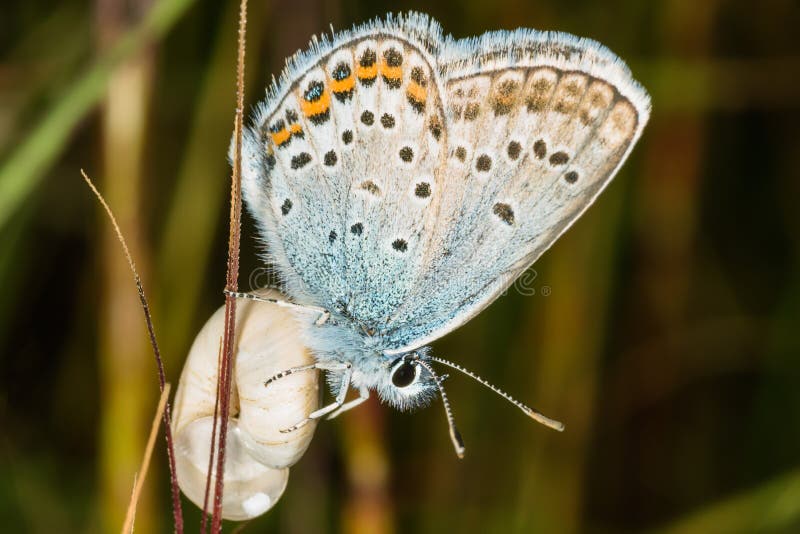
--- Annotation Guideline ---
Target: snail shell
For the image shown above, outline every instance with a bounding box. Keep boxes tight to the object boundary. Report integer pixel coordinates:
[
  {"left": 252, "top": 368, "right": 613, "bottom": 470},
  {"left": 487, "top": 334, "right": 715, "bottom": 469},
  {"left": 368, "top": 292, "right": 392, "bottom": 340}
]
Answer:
[{"left": 172, "top": 289, "right": 319, "bottom": 520}]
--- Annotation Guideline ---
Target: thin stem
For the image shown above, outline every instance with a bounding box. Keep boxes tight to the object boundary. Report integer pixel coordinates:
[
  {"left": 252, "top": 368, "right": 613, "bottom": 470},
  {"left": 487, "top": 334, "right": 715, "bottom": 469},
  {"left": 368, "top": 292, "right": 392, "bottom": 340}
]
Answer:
[
  {"left": 122, "top": 383, "right": 172, "bottom": 534},
  {"left": 82, "top": 170, "right": 184, "bottom": 532},
  {"left": 209, "top": 0, "right": 248, "bottom": 530},
  {"left": 200, "top": 338, "right": 224, "bottom": 533}
]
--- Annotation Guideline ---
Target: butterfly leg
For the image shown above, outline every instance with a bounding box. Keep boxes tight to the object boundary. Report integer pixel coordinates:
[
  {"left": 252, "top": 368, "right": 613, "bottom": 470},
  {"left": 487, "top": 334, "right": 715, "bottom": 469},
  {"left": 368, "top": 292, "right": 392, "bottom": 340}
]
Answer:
[
  {"left": 263, "top": 363, "right": 318, "bottom": 387},
  {"left": 279, "top": 362, "right": 353, "bottom": 433},
  {"left": 224, "top": 290, "right": 330, "bottom": 325},
  {"left": 263, "top": 361, "right": 349, "bottom": 387},
  {"left": 325, "top": 387, "right": 370, "bottom": 420}
]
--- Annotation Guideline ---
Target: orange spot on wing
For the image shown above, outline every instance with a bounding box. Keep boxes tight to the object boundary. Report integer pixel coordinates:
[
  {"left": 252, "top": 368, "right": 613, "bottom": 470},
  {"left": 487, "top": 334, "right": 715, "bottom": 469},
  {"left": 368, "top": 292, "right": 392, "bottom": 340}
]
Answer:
[
  {"left": 270, "top": 129, "right": 290, "bottom": 145},
  {"left": 356, "top": 64, "right": 377, "bottom": 79},
  {"left": 380, "top": 64, "right": 402, "bottom": 81},
  {"left": 300, "top": 89, "right": 330, "bottom": 117},
  {"left": 289, "top": 123, "right": 303, "bottom": 135},
  {"left": 406, "top": 81, "right": 427, "bottom": 102},
  {"left": 330, "top": 76, "right": 355, "bottom": 93}
]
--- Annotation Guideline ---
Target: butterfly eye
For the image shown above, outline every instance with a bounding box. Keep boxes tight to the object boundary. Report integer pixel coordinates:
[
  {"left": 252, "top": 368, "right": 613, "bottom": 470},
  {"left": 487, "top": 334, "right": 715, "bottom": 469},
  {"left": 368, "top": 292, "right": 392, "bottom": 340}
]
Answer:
[{"left": 391, "top": 361, "right": 418, "bottom": 388}]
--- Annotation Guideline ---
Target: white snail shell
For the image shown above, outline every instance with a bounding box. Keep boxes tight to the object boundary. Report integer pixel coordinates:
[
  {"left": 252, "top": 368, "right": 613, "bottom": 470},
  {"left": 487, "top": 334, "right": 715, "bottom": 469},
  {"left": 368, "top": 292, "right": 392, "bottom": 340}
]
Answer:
[{"left": 172, "top": 289, "right": 319, "bottom": 521}]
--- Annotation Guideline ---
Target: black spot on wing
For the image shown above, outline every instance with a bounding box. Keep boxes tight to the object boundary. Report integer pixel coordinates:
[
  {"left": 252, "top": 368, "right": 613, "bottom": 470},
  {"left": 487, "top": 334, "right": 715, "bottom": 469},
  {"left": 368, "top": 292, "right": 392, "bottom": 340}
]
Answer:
[
  {"left": 392, "top": 239, "right": 408, "bottom": 252},
  {"left": 549, "top": 151, "right": 569, "bottom": 166},
  {"left": 476, "top": 154, "right": 492, "bottom": 172},
  {"left": 380, "top": 113, "right": 395, "bottom": 128},
  {"left": 324, "top": 150, "right": 337, "bottom": 166},
  {"left": 414, "top": 182, "right": 431, "bottom": 198},
  {"left": 493, "top": 203, "right": 514, "bottom": 225},
  {"left": 290, "top": 152, "right": 312, "bottom": 169},
  {"left": 533, "top": 139, "right": 547, "bottom": 159},
  {"left": 399, "top": 146, "right": 414, "bottom": 162}
]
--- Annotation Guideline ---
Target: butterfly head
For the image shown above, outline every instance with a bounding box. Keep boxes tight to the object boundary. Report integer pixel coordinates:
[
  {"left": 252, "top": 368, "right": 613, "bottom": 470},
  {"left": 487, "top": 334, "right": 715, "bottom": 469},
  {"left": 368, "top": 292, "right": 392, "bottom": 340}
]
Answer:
[
  {"left": 376, "top": 349, "right": 465, "bottom": 457},
  {"left": 375, "top": 350, "right": 440, "bottom": 411}
]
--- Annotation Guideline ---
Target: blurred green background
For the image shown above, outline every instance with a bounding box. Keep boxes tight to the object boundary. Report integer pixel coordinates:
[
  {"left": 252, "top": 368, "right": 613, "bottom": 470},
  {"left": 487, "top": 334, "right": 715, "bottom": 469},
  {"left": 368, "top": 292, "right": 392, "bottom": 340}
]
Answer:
[{"left": 1, "top": 0, "right": 799, "bottom": 532}]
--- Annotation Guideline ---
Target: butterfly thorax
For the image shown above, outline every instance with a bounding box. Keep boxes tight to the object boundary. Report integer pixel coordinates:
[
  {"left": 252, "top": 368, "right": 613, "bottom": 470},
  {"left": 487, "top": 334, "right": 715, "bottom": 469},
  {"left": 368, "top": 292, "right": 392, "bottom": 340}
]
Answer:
[{"left": 297, "top": 313, "right": 437, "bottom": 410}]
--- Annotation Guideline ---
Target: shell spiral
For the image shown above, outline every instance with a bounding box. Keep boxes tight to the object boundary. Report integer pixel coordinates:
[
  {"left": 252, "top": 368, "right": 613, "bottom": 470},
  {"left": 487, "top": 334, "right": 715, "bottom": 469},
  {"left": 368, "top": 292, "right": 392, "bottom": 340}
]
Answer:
[{"left": 171, "top": 289, "right": 319, "bottom": 520}]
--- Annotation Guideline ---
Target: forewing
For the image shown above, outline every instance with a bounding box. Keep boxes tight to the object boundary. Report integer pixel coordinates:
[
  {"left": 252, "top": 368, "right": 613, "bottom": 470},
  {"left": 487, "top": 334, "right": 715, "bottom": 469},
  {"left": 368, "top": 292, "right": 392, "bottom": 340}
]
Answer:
[
  {"left": 383, "top": 30, "right": 651, "bottom": 352},
  {"left": 241, "top": 14, "right": 449, "bottom": 325}
]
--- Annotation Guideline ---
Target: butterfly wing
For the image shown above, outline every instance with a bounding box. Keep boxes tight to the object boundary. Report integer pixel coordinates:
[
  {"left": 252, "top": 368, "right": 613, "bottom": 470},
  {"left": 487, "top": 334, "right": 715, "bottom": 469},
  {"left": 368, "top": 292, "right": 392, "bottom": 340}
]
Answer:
[
  {"left": 242, "top": 14, "right": 650, "bottom": 352},
  {"left": 242, "top": 14, "right": 450, "bottom": 324},
  {"left": 381, "top": 29, "right": 651, "bottom": 352}
]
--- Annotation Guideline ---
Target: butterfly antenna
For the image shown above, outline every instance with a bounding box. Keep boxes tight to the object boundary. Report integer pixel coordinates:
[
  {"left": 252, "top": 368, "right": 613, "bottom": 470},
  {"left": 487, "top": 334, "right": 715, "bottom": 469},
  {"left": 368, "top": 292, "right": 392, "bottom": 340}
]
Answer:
[
  {"left": 427, "top": 356, "right": 565, "bottom": 432},
  {"left": 415, "top": 358, "right": 466, "bottom": 458}
]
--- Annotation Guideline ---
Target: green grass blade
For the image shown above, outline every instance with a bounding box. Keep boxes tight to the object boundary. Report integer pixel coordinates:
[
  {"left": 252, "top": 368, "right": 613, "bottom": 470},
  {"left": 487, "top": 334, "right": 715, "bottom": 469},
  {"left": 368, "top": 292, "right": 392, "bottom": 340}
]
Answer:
[{"left": 0, "top": 0, "right": 196, "bottom": 230}]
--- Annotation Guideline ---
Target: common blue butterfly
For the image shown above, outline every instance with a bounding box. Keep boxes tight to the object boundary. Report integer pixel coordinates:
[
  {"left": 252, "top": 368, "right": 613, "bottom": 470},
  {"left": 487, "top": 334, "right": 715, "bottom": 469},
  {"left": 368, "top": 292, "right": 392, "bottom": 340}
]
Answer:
[{"left": 232, "top": 12, "right": 650, "bottom": 456}]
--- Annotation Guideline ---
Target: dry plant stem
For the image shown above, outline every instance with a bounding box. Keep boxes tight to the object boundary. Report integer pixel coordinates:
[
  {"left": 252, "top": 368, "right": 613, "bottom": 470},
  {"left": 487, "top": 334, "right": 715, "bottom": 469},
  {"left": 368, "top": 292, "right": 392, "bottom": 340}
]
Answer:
[
  {"left": 122, "top": 383, "right": 172, "bottom": 534},
  {"left": 208, "top": 0, "right": 248, "bottom": 531},
  {"left": 81, "top": 170, "right": 184, "bottom": 533},
  {"left": 200, "top": 338, "right": 224, "bottom": 532}
]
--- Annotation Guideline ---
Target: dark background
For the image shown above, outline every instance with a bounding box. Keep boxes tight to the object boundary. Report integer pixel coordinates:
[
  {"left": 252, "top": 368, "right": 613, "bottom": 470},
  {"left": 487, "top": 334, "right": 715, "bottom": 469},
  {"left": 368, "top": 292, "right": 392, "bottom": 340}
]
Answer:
[{"left": 1, "top": 0, "right": 799, "bottom": 532}]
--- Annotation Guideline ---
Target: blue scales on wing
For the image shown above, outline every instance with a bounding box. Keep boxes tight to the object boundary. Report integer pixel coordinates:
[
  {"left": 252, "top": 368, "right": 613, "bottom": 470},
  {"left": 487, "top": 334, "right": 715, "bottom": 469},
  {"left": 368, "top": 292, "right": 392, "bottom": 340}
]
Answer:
[
  {"left": 241, "top": 14, "right": 449, "bottom": 331},
  {"left": 241, "top": 13, "right": 650, "bottom": 354},
  {"left": 380, "top": 27, "right": 651, "bottom": 352}
]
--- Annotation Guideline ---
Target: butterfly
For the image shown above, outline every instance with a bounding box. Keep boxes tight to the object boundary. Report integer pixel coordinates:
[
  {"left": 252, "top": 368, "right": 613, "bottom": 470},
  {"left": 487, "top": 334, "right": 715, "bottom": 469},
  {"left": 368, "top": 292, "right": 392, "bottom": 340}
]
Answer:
[{"left": 233, "top": 12, "right": 650, "bottom": 456}]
